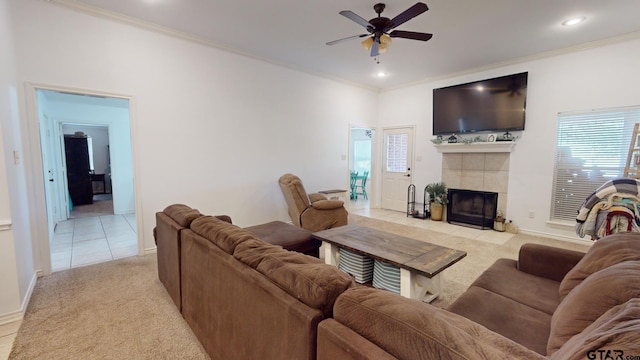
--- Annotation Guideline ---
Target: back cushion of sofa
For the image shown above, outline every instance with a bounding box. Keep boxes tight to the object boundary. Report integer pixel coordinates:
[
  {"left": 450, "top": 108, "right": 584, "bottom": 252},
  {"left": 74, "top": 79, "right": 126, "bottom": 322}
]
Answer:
[
  {"left": 190, "top": 216, "right": 254, "bottom": 254},
  {"left": 234, "top": 243, "right": 354, "bottom": 317},
  {"left": 163, "top": 204, "right": 202, "bottom": 227},
  {"left": 550, "top": 298, "right": 640, "bottom": 360},
  {"left": 548, "top": 261, "right": 640, "bottom": 355},
  {"left": 559, "top": 232, "right": 640, "bottom": 299},
  {"left": 333, "top": 287, "right": 545, "bottom": 359},
  {"left": 233, "top": 238, "right": 294, "bottom": 268}
]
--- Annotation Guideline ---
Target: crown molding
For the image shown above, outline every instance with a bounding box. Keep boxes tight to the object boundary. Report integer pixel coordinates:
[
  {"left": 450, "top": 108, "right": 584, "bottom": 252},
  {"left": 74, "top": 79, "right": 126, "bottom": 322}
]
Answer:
[
  {"left": 43, "top": 1, "right": 640, "bottom": 94},
  {"left": 382, "top": 30, "right": 640, "bottom": 93},
  {"left": 45, "top": 0, "right": 380, "bottom": 93}
]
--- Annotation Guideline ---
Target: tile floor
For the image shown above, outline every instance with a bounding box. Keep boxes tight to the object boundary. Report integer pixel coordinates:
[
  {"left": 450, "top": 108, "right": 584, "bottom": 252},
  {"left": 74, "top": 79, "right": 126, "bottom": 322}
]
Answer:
[
  {"left": 348, "top": 198, "right": 518, "bottom": 245},
  {"left": 51, "top": 213, "right": 138, "bottom": 272},
  {"left": 0, "top": 321, "right": 21, "bottom": 359}
]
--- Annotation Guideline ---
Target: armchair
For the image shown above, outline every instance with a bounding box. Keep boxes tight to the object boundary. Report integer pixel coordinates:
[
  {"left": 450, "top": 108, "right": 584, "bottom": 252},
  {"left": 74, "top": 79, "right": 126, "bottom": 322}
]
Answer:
[{"left": 278, "top": 173, "right": 348, "bottom": 232}]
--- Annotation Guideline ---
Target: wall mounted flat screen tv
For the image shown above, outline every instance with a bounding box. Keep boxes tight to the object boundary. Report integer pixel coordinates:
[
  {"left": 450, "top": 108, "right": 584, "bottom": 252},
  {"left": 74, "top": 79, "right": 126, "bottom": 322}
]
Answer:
[{"left": 432, "top": 72, "right": 528, "bottom": 136}]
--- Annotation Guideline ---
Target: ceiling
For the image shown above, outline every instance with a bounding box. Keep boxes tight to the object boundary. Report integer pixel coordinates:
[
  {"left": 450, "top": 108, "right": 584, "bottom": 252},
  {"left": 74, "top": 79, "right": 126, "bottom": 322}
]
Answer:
[{"left": 52, "top": 0, "right": 640, "bottom": 90}]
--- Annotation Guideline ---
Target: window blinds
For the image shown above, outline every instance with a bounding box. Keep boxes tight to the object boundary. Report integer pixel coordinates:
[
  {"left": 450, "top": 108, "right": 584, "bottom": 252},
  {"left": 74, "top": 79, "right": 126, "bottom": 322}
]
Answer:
[{"left": 550, "top": 106, "right": 640, "bottom": 222}]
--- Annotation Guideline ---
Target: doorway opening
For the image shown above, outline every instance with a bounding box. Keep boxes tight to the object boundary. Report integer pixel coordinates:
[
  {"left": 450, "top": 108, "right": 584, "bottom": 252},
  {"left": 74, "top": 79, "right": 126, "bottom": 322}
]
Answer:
[
  {"left": 36, "top": 89, "right": 138, "bottom": 272},
  {"left": 349, "top": 126, "right": 375, "bottom": 213}
]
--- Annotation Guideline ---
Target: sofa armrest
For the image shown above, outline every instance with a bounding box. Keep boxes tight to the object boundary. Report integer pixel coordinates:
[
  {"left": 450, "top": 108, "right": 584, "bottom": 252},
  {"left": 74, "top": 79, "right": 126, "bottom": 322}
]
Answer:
[
  {"left": 310, "top": 199, "right": 344, "bottom": 210},
  {"left": 517, "top": 243, "right": 586, "bottom": 282},
  {"left": 317, "top": 319, "right": 396, "bottom": 360},
  {"left": 214, "top": 215, "right": 232, "bottom": 224},
  {"left": 332, "top": 287, "right": 545, "bottom": 360},
  {"left": 309, "top": 193, "right": 328, "bottom": 203}
]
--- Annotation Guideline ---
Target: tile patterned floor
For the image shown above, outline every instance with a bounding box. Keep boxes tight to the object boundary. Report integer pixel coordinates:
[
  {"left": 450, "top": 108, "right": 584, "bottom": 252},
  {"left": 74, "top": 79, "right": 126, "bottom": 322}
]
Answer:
[
  {"left": 51, "top": 213, "right": 138, "bottom": 272},
  {"left": 348, "top": 198, "right": 517, "bottom": 244},
  {"left": 0, "top": 321, "right": 21, "bottom": 360}
]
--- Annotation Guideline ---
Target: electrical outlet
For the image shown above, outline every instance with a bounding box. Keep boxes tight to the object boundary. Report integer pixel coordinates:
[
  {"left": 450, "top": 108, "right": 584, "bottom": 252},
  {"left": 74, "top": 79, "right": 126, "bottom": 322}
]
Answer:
[{"left": 529, "top": 211, "right": 535, "bottom": 219}]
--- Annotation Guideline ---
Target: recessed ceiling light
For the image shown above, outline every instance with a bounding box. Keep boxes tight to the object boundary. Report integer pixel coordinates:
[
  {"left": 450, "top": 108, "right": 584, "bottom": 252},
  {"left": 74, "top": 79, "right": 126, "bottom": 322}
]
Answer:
[
  {"left": 562, "top": 17, "right": 586, "bottom": 26},
  {"left": 377, "top": 72, "right": 387, "bottom": 77}
]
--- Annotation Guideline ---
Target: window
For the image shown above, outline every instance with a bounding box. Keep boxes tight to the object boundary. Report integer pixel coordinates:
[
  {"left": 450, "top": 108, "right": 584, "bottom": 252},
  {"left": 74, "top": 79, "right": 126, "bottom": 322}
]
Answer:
[
  {"left": 550, "top": 106, "right": 640, "bottom": 222},
  {"left": 386, "top": 133, "right": 408, "bottom": 173}
]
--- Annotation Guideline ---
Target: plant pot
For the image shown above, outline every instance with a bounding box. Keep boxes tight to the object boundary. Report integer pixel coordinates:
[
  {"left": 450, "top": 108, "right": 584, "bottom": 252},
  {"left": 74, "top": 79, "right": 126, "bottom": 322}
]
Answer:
[{"left": 430, "top": 202, "right": 444, "bottom": 221}]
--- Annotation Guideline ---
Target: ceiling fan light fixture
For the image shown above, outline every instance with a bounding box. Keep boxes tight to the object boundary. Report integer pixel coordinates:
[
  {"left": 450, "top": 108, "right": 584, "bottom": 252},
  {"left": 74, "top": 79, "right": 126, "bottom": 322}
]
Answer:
[
  {"left": 361, "top": 37, "right": 374, "bottom": 50},
  {"left": 378, "top": 34, "right": 391, "bottom": 53}
]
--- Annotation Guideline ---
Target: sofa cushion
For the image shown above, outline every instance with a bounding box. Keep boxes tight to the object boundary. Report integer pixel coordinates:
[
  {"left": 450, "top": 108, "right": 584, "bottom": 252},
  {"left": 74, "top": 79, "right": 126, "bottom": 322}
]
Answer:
[
  {"left": 234, "top": 244, "right": 353, "bottom": 317},
  {"left": 550, "top": 298, "right": 640, "bottom": 360},
  {"left": 334, "top": 287, "right": 545, "bottom": 360},
  {"left": 548, "top": 261, "right": 640, "bottom": 355},
  {"left": 559, "top": 232, "right": 640, "bottom": 299},
  {"left": 190, "top": 216, "right": 254, "bottom": 254},
  {"left": 467, "top": 258, "right": 561, "bottom": 315},
  {"left": 163, "top": 204, "right": 202, "bottom": 227},
  {"left": 233, "top": 238, "right": 296, "bottom": 268},
  {"left": 448, "top": 285, "right": 552, "bottom": 355}
]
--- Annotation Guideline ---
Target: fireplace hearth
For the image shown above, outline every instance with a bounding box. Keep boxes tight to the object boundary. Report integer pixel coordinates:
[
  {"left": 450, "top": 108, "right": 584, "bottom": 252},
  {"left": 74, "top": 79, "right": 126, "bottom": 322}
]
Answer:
[{"left": 447, "top": 189, "right": 498, "bottom": 230}]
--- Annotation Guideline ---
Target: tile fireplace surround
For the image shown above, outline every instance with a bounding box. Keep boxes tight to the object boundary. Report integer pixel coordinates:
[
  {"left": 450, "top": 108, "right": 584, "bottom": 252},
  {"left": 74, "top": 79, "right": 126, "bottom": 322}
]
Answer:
[{"left": 441, "top": 152, "right": 510, "bottom": 215}]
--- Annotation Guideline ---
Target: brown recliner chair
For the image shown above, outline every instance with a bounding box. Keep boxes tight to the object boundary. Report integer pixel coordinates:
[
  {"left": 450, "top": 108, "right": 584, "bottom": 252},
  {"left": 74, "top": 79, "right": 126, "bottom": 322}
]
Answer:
[{"left": 278, "top": 173, "right": 348, "bottom": 232}]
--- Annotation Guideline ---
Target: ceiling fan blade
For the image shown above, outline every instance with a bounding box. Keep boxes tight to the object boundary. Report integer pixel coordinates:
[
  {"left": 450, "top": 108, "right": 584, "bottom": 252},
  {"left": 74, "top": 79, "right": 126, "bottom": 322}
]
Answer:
[
  {"left": 326, "top": 34, "right": 369, "bottom": 46},
  {"left": 389, "top": 30, "right": 433, "bottom": 41},
  {"left": 386, "top": 2, "right": 428, "bottom": 31},
  {"left": 339, "top": 10, "right": 374, "bottom": 31},
  {"left": 370, "top": 36, "right": 380, "bottom": 57}
]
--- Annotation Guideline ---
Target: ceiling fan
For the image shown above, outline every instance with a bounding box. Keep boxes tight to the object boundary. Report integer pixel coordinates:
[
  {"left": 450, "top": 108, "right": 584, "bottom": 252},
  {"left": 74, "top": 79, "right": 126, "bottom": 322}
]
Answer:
[{"left": 326, "top": 2, "right": 433, "bottom": 58}]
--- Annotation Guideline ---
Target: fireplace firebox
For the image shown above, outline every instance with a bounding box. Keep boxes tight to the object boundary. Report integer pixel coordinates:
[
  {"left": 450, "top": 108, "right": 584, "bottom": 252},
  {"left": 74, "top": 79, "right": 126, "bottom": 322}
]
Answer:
[{"left": 447, "top": 189, "right": 498, "bottom": 230}]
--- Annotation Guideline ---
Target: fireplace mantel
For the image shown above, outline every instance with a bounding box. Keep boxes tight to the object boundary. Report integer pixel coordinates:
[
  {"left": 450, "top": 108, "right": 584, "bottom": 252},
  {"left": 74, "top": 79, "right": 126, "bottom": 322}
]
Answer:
[{"left": 434, "top": 142, "right": 516, "bottom": 153}]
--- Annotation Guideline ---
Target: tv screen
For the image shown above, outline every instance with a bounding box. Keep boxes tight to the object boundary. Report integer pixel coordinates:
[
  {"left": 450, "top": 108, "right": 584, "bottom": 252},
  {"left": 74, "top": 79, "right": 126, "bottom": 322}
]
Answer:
[{"left": 432, "top": 72, "right": 528, "bottom": 136}]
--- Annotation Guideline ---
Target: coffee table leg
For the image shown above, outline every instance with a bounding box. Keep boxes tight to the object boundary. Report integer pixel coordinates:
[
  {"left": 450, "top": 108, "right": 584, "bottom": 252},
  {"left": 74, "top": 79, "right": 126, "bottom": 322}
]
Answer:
[
  {"left": 400, "top": 269, "right": 442, "bottom": 303},
  {"left": 323, "top": 241, "right": 339, "bottom": 266}
]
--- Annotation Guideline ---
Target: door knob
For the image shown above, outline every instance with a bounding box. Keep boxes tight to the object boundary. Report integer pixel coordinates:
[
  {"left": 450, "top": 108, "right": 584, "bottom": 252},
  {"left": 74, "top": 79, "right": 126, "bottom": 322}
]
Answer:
[{"left": 49, "top": 179, "right": 54, "bottom": 182}]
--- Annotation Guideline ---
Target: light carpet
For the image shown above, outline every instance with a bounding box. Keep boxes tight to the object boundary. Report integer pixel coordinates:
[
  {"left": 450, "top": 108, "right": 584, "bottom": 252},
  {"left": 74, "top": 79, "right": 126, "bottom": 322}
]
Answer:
[
  {"left": 9, "top": 215, "right": 591, "bottom": 359},
  {"left": 9, "top": 255, "right": 208, "bottom": 359}
]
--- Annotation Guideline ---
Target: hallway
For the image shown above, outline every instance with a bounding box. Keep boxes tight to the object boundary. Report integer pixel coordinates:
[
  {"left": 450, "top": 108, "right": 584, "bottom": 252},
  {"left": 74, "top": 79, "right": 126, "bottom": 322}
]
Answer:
[{"left": 50, "top": 213, "right": 137, "bottom": 272}]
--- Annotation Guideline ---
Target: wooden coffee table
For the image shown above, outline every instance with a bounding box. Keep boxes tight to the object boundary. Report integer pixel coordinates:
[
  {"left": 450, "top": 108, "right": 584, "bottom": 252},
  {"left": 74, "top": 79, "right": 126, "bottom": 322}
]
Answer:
[{"left": 312, "top": 224, "right": 467, "bottom": 302}]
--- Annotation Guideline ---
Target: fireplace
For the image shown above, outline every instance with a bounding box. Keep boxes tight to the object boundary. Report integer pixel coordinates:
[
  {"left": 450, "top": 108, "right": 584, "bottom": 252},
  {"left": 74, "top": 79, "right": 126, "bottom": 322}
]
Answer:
[{"left": 447, "top": 189, "right": 498, "bottom": 230}]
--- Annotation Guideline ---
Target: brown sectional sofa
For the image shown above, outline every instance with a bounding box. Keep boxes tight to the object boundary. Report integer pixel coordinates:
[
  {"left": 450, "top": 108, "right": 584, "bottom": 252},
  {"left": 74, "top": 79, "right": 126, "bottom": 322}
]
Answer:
[
  {"left": 319, "top": 233, "right": 640, "bottom": 359},
  {"left": 154, "top": 204, "right": 320, "bottom": 311},
  {"left": 180, "top": 215, "right": 354, "bottom": 359},
  {"left": 156, "top": 204, "right": 640, "bottom": 359}
]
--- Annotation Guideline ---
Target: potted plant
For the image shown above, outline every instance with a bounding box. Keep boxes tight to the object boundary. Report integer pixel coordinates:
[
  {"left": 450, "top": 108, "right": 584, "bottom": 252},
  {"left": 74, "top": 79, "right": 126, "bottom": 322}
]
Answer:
[{"left": 426, "top": 182, "right": 448, "bottom": 221}]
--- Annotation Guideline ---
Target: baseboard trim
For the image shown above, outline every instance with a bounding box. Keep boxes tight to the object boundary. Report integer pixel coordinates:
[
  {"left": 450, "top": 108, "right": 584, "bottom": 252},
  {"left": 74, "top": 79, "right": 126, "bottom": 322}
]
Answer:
[
  {"left": 0, "top": 272, "right": 38, "bottom": 326},
  {"left": 518, "top": 228, "right": 592, "bottom": 246},
  {"left": 144, "top": 247, "right": 157, "bottom": 256}
]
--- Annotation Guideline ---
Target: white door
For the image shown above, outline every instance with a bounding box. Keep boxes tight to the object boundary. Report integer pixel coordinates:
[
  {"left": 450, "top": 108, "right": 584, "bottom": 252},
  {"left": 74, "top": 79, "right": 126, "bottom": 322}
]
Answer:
[
  {"left": 38, "top": 114, "right": 58, "bottom": 238},
  {"left": 381, "top": 127, "right": 414, "bottom": 212}
]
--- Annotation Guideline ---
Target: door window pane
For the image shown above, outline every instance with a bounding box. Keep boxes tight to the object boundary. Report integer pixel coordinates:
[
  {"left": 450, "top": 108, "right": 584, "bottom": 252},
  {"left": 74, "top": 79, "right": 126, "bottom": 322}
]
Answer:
[{"left": 386, "top": 133, "right": 408, "bottom": 172}]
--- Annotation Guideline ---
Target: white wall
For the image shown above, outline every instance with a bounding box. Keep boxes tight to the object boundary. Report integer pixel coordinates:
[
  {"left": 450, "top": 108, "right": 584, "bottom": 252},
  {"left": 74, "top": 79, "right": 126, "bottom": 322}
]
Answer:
[
  {"left": 0, "top": 0, "right": 35, "bottom": 322},
  {"left": 12, "top": 0, "right": 378, "bottom": 263},
  {"left": 379, "top": 38, "right": 640, "bottom": 240}
]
